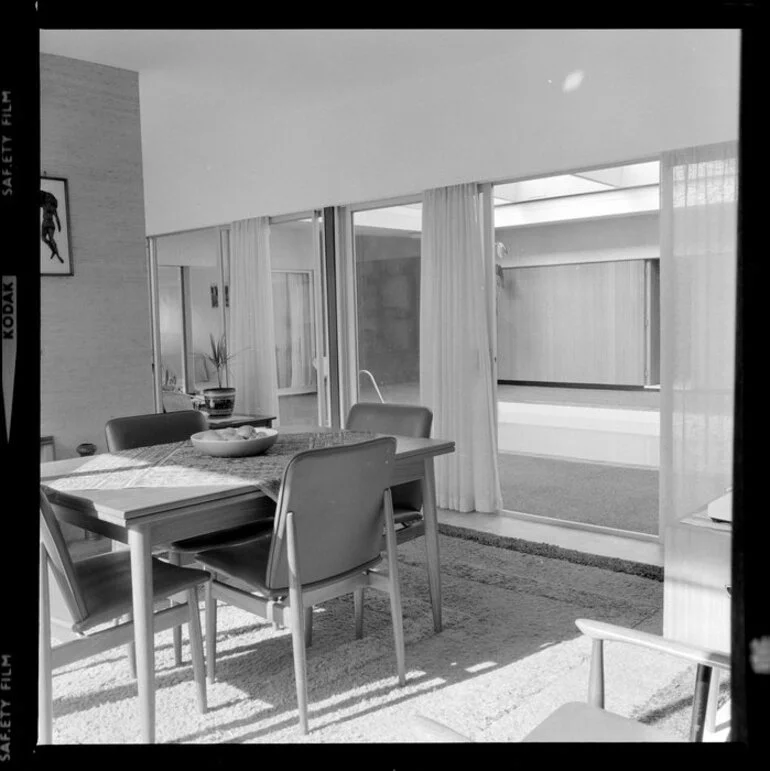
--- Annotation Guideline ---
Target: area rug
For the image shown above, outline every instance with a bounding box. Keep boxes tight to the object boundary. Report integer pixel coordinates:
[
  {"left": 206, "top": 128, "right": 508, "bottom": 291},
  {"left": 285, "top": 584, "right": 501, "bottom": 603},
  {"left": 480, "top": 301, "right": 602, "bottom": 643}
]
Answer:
[
  {"left": 50, "top": 532, "right": 700, "bottom": 744},
  {"left": 498, "top": 452, "right": 659, "bottom": 535}
]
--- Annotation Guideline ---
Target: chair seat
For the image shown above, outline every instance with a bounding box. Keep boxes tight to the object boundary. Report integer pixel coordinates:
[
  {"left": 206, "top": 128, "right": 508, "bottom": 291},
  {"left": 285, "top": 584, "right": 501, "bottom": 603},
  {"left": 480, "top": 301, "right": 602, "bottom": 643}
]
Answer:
[
  {"left": 168, "top": 496, "right": 278, "bottom": 553},
  {"left": 522, "top": 702, "right": 685, "bottom": 743},
  {"left": 169, "top": 520, "right": 275, "bottom": 553},
  {"left": 394, "top": 507, "right": 422, "bottom": 527},
  {"left": 196, "top": 534, "right": 382, "bottom": 599},
  {"left": 73, "top": 551, "right": 209, "bottom": 633}
]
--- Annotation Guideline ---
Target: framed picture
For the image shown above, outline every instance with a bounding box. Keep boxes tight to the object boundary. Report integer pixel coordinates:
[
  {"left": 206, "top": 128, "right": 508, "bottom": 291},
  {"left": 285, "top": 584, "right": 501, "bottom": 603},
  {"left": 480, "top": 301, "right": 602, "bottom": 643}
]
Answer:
[{"left": 40, "top": 176, "right": 73, "bottom": 276}]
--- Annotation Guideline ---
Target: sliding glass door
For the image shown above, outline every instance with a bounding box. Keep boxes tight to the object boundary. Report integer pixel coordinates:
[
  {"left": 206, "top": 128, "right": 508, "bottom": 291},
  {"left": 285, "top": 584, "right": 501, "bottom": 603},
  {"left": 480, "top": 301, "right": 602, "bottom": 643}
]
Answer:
[
  {"left": 269, "top": 212, "right": 330, "bottom": 427},
  {"left": 346, "top": 199, "right": 423, "bottom": 406}
]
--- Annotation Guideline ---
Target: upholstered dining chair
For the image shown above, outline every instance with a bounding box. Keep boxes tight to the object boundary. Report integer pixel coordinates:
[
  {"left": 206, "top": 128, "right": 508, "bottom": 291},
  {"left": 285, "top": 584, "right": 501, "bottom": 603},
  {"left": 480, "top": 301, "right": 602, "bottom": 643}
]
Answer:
[
  {"left": 39, "top": 487, "right": 209, "bottom": 744},
  {"left": 105, "top": 410, "right": 276, "bottom": 665},
  {"left": 344, "top": 401, "right": 432, "bottom": 638},
  {"left": 194, "top": 437, "right": 406, "bottom": 734},
  {"left": 415, "top": 618, "right": 731, "bottom": 743}
]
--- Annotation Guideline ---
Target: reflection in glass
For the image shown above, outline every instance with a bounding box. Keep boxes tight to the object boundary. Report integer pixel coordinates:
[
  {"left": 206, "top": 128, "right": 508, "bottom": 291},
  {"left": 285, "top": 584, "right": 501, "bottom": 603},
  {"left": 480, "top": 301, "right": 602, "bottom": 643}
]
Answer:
[{"left": 353, "top": 204, "right": 422, "bottom": 405}]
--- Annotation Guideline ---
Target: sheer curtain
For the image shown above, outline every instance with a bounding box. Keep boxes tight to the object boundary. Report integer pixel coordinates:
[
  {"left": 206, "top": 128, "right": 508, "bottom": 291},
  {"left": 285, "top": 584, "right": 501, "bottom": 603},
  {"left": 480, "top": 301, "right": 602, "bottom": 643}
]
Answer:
[
  {"left": 229, "top": 217, "right": 280, "bottom": 423},
  {"left": 272, "top": 273, "right": 313, "bottom": 391},
  {"left": 420, "top": 183, "right": 502, "bottom": 513},
  {"left": 659, "top": 141, "right": 738, "bottom": 530}
]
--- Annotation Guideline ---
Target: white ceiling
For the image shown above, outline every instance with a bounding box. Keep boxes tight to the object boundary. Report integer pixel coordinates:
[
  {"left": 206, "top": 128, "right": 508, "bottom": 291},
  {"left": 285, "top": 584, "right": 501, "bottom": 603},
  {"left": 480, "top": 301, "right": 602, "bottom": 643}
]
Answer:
[{"left": 39, "top": 29, "right": 538, "bottom": 112}]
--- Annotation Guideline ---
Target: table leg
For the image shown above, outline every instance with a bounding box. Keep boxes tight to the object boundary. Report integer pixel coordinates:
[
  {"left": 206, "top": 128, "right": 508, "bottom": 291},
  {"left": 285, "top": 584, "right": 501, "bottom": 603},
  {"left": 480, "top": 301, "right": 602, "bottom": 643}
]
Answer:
[
  {"left": 128, "top": 527, "right": 155, "bottom": 744},
  {"left": 421, "top": 457, "right": 442, "bottom": 633}
]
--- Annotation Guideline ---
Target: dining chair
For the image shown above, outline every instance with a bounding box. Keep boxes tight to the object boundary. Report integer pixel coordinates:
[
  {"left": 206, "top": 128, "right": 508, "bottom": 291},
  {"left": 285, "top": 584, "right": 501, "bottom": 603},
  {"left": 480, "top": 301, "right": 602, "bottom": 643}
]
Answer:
[
  {"left": 194, "top": 436, "right": 406, "bottom": 734},
  {"left": 344, "top": 401, "right": 432, "bottom": 639},
  {"left": 39, "top": 487, "right": 210, "bottom": 744},
  {"left": 105, "top": 410, "right": 276, "bottom": 665},
  {"left": 415, "top": 618, "right": 731, "bottom": 743}
]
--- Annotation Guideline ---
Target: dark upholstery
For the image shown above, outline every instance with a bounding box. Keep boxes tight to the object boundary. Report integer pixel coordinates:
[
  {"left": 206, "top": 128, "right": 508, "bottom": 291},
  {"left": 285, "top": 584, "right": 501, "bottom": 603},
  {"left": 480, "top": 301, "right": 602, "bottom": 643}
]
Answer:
[
  {"left": 73, "top": 552, "right": 210, "bottom": 632},
  {"left": 197, "top": 437, "right": 396, "bottom": 594},
  {"left": 104, "top": 411, "right": 274, "bottom": 551},
  {"left": 105, "top": 410, "right": 207, "bottom": 452},
  {"left": 39, "top": 487, "right": 209, "bottom": 633},
  {"left": 345, "top": 402, "right": 432, "bottom": 522}
]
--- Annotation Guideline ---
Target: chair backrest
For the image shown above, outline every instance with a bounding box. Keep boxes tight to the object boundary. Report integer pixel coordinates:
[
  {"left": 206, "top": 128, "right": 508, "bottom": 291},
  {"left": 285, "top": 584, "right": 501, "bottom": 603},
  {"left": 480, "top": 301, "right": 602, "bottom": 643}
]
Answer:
[
  {"left": 346, "top": 402, "right": 433, "bottom": 438},
  {"left": 346, "top": 402, "right": 432, "bottom": 511},
  {"left": 39, "top": 488, "right": 89, "bottom": 626},
  {"left": 265, "top": 437, "right": 396, "bottom": 590},
  {"left": 105, "top": 410, "right": 207, "bottom": 451}
]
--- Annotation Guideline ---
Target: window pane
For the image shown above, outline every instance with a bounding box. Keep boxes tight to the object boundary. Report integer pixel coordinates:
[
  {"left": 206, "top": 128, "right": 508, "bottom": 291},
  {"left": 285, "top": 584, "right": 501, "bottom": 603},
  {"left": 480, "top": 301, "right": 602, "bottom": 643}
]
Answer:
[
  {"left": 189, "top": 265, "right": 225, "bottom": 390},
  {"left": 353, "top": 204, "right": 422, "bottom": 405},
  {"left": 157, "top": 266, "right": 185, "bottom": 391}
]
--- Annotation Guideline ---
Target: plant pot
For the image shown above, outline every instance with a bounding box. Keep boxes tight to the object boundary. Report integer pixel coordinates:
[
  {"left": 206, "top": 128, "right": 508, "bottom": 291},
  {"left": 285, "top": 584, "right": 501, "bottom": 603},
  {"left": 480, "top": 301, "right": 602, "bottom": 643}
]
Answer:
[{"left": 198, "top": 387, "right": 236, "bottom": 418}]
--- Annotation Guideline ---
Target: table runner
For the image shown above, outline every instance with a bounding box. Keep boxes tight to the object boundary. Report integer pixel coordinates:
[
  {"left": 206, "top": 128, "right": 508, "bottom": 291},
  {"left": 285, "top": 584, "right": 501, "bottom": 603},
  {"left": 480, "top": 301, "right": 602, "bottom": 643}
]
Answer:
[{"left": 42, "top": 430, "right": 376, "bottom": 501}]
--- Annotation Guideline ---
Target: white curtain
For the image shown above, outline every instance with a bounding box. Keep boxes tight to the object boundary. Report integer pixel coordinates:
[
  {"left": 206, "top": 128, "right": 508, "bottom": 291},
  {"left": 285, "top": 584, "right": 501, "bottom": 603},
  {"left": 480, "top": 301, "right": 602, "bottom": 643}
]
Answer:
[
  {"left": 420, "top": 183, "right": 502, "bottom": 513},
  {"left": 659, "top": 141, "right": 738, "bottom": 529},
  {"left": 229, "top": 217, "right": 280, "bottom": 423},
  {"left": 272, "top": 273, "right": 314, "bottom": 391}
]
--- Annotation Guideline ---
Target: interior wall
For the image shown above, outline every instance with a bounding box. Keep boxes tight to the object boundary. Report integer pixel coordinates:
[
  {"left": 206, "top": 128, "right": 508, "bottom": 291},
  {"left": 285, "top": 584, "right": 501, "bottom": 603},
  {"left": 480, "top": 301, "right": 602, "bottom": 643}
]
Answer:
[
  {"left": 41, "top": 54, "right": 152, "bottom": 457},
  {"left": 139, "top": 30, "right": 741, "bottom": 235}
]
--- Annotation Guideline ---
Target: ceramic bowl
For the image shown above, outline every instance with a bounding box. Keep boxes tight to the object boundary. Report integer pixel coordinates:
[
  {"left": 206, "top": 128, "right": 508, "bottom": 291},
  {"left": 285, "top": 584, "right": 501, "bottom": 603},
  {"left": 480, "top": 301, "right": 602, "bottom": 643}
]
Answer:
[{"left": 191, "top": 428, "right": 278, "bottom": 458}]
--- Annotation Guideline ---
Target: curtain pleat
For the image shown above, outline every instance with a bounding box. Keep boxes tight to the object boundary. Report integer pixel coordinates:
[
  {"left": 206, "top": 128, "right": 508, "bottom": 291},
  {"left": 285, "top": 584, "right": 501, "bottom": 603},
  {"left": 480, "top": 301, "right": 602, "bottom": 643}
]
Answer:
[
  {"left": 420, "top": 183, "right": 502, "bottom": 513},
  {"left": 229, "top": 217, "right": 280, "bottom": 423},
  {"left": 659, "top": 141, "right": 738, "bottom": 529}
]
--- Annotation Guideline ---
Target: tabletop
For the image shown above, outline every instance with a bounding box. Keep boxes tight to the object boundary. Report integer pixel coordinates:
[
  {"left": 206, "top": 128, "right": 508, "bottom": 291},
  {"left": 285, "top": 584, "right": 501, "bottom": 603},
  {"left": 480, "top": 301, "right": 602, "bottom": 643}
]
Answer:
[{"left": 40, "top": 426, "right": 455, "bottom": 524}]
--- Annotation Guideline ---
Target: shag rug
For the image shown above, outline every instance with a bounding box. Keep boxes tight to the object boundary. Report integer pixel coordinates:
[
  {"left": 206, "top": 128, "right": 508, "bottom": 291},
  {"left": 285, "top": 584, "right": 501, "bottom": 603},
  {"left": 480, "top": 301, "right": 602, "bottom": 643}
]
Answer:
[{"left": 49, "top": 532, "right": 716, "bottom": 744}]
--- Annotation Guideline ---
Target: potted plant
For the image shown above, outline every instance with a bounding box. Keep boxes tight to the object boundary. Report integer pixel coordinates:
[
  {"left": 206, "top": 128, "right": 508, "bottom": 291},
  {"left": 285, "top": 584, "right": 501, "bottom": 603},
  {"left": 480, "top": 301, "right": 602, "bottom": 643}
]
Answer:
[{"left": 197, "top": 333, "right": 237, "bottom": 418}]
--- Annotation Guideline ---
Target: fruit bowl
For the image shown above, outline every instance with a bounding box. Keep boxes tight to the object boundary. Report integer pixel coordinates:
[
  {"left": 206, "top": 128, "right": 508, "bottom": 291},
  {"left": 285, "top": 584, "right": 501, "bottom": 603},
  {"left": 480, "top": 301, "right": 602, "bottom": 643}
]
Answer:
[{"left": 191, "top": 427, "right": 278, "bottom": 458}]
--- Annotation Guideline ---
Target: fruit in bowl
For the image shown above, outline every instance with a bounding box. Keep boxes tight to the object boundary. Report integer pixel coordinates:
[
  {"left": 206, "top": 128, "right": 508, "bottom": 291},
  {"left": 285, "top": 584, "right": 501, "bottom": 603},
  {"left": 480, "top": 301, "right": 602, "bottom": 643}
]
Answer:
[{"left": 191, "top": 426, "right": 278, "bottom": 457}]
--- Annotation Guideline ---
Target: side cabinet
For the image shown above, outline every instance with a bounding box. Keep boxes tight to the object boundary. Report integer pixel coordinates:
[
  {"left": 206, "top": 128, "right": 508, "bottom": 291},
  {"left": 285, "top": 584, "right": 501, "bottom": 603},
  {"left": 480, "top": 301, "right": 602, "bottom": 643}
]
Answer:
[{"left": 663, "top": 519, "right": 731, "bottom": 652}]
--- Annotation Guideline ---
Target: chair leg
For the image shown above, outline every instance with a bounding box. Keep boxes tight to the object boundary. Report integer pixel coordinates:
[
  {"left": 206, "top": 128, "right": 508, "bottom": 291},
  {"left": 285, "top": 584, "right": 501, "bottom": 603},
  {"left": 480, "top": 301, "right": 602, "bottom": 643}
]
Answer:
[
  {"left": 588, "top": 638, "right": 605, "bottom": 708},
  {"left": 286, "top": 511, "right": 309, "bottom": 734},
  {"left": 304, "top": 607, "right": 313, "bottom": 648},
  {"left": 705, "top": 667, "right": 721, "bottom": 733},
  {"left": 205, "top": 578, "right": 217, "bottom": 685},
  {"left": 354, "top": 589, "right": 364, "bottom": 639},
  {"left": 169, "top": 551, "right": 184, "bottom": 666},
  {"left": 289, "top": 598, "right": 309, "bottom": 734},
  {"left": 383, "top": 491, "right": 406, "bottom": 686},
  {"left": 125, "top": 613, "right": 137, "bottom": 679},
  {"left": 38, "top": 545, "right": 53, "bottom": 745},
  {"left": 186, "top": 586, "right": 207, "bottom": 714},
  {"left": 690, "top": 664, "right": 713, "bottom": 742}
]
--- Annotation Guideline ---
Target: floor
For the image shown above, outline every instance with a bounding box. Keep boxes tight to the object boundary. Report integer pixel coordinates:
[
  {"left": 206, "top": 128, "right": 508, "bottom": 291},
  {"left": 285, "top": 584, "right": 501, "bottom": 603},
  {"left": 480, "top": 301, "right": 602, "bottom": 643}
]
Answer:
[{"left": 439, "top": 509, "right": 662, "bottom": 567}]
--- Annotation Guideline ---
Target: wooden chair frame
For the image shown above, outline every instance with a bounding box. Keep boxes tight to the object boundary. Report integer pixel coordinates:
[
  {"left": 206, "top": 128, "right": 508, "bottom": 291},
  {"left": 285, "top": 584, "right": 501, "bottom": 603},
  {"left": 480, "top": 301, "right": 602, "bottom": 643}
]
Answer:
[
  {"left": 415, "top": 618, "right": 731, "bottom": 743},
  {"left": 204, "top": 488, "right": 406, "bottom": 735},
  {"left": 39, "top": 506, "right": 208, "bottom": 744}
]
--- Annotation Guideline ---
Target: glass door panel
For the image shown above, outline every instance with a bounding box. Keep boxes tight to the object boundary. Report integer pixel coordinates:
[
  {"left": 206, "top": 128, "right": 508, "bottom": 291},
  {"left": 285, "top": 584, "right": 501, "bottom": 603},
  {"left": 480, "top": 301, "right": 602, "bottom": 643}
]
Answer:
[
  {"left": 352, "top": 203, "right": 422, "bottom": 405},
  {"left": 188, "top": 264, "right": 226, "bottom": 391},
  {"left": 270, "top": 213, "right": 328, "bottom": 427},
  {"left": 157, "top": 266, "right": 185, "bottom": 392}
]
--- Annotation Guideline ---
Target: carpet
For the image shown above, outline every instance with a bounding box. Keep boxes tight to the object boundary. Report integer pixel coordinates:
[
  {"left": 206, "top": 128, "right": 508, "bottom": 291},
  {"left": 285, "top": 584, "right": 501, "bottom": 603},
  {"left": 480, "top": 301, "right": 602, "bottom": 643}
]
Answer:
[
  {"left": 50, "top": 532, "right": 701, "bottom": 744},
  {"left": 498, "top": 452, "right": 659, "bottom": 535}
]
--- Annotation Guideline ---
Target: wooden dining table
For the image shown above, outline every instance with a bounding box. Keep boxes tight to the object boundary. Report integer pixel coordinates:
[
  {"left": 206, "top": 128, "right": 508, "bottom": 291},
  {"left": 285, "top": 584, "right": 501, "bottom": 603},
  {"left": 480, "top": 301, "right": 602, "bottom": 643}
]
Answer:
[{"left": 40, "top": 425, "right": 454, "bottom": 743}]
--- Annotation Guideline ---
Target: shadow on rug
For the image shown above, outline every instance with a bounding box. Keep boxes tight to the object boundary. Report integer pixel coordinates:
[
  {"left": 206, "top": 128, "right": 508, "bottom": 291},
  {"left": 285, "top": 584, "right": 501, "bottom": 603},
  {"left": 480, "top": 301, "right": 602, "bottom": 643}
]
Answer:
[{"left": 50, "top": 531, "right": 686, "bottom": 744}]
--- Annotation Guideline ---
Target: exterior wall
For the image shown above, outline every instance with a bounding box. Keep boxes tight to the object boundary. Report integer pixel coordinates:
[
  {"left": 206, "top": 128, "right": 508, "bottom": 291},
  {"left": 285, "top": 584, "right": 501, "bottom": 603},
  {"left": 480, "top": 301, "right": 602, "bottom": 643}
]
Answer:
[
  {"left": 40, "top": 54, "right": 153, "bottom": 458},
  {"left": 355, "top": 233, "right": 420, "bottom": 387}
]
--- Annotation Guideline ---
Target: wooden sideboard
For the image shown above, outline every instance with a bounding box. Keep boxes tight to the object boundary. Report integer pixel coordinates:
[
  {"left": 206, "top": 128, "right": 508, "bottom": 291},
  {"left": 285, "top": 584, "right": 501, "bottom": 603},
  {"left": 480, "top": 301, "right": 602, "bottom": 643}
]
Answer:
[{"left": 663, "top": 513, "right": 731, "bottom": 652}]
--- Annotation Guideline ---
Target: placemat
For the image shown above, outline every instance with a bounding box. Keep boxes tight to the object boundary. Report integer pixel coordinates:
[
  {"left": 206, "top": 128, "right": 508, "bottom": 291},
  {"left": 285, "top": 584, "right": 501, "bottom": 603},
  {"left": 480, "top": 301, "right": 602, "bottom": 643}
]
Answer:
[{"left": 43, "top": 430, "right": 375, "bottom": 501}]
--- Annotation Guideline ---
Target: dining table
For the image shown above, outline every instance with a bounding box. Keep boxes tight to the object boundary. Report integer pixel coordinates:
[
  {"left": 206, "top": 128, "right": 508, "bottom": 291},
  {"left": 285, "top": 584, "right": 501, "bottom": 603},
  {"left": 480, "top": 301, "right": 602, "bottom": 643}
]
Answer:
[{"left": 40, "top": 425, "right": 455, "bottom": 743}]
